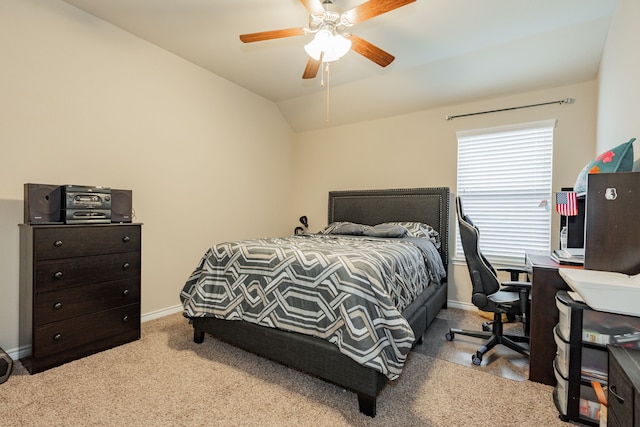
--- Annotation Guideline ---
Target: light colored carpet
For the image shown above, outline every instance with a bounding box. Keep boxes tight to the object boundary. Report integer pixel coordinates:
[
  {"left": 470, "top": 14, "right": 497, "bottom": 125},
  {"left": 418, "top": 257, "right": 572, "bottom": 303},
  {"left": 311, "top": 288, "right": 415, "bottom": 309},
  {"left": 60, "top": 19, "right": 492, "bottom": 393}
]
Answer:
[{"left": 0, "top": 311, "right": 568, "bottom": 426}]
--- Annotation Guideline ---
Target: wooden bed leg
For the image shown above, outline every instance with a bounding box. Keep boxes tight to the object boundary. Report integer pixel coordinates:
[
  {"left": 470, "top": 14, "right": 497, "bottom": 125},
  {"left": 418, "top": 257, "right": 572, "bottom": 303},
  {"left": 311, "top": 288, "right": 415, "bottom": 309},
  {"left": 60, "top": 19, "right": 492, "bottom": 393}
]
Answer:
[
  {"left": 357, "top": 393, "right": 377, "bottom": 417},
  {"left": 193, "top": 328, "right": 205, "bottom": 344}
]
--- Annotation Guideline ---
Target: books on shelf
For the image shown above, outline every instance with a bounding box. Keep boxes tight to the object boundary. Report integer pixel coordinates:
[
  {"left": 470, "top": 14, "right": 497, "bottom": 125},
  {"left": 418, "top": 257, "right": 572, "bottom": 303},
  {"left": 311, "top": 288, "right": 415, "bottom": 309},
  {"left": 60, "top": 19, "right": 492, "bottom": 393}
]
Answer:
[{"left": 582, "top": 328, "right": 640, "bottom": 348}]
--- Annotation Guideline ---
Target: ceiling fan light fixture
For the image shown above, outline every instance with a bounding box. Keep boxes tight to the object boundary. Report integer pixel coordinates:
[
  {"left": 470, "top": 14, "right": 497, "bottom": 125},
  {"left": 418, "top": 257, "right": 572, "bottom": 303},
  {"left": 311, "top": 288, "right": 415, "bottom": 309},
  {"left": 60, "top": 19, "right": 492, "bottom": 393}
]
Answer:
[{"left": 304, "top": 30, "right": 351, "bottom": 62}]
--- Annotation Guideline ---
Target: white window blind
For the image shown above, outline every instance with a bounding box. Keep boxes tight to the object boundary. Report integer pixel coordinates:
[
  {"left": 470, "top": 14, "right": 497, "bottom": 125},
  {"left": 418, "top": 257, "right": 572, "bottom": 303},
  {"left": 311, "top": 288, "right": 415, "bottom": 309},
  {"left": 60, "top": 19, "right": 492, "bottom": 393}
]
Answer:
[{"left": 456, "top": 119, "right": 555, "bottom": 267}]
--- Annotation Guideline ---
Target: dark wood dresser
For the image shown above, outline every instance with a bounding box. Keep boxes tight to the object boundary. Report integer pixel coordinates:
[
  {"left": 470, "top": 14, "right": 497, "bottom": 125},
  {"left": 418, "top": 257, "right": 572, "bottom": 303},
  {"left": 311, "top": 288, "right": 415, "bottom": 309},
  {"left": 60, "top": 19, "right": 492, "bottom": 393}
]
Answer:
[
  {"left": 19, "top": 223, "right": 142, "bottom": 374},
  {"left": 608, "top": 346, "right": 640, "bottom": 427}
]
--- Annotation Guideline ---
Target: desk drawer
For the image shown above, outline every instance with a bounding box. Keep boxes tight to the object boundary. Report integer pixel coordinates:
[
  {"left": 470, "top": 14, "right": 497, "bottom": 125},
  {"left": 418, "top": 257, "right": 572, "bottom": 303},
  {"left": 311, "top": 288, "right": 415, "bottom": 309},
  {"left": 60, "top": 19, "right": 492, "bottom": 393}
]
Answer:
[{"left": 608, "top": 351, "right": 635, "bottom": 427}]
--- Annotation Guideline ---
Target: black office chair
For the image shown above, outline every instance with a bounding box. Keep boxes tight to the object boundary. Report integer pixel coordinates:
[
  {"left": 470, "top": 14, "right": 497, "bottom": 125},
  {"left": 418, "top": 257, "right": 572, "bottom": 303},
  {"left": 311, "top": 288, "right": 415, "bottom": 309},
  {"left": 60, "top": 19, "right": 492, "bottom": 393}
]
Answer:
[{"left": 445, "top": 196, "right": 531, "bottom": 366}]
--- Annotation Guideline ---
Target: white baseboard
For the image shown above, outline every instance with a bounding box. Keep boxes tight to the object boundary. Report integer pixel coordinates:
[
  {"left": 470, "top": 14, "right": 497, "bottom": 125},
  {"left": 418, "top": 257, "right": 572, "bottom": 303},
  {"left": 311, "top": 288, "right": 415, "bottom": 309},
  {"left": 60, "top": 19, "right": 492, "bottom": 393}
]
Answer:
[
  {"left": 4, "top": 301, "right": 471, "bottom": 362},
  {"left": 447, "top": 299, "right": 475, "bottom": 311},
  {"left": 5, "top": 305, "right": 184, "bottom": 361},
  {"left": 141, "top": 304, "right": 183, "bottom": 323},
  {"left": 6, "top": 345, "right": 28, "bottom": 362}
]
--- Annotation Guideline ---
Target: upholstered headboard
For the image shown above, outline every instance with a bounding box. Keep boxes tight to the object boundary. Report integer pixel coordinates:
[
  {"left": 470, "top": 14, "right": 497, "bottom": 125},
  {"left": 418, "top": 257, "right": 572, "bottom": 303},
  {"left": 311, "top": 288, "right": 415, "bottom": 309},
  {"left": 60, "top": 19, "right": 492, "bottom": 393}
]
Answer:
[{"left": 327, "top": 187, "right": 450, "bottom": 266}]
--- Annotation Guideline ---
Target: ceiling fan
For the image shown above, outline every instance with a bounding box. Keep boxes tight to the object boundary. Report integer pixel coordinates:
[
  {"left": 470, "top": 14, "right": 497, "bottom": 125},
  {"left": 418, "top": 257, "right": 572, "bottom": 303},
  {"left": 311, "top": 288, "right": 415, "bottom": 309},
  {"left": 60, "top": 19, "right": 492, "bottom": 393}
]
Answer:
[{"left": 239, "top": 0, "right": 416, "bottom": 79}]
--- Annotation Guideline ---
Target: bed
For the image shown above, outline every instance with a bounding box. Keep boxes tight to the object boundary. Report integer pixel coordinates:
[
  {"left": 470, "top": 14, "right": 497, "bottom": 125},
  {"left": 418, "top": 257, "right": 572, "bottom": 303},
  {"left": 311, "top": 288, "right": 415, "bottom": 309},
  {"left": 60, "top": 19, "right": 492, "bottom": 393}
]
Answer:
[{"left": 180, "top": 187, "right": 450, "bottom": 416}]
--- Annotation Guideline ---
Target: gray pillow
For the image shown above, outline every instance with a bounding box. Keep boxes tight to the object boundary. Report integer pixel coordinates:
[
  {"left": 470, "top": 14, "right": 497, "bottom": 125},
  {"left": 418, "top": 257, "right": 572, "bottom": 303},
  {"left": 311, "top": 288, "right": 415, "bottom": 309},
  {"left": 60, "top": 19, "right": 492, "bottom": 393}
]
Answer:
[
  {"left": 325, "top": 222, "right": 366, "bottom": 235},
  {"left": 363, "top": 224, "right": 407, "bottom": 238}
]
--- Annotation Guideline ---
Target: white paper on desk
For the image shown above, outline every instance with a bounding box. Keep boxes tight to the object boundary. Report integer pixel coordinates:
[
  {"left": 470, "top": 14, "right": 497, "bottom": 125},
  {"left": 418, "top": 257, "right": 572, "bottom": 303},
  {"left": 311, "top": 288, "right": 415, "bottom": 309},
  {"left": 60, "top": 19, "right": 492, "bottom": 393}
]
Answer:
[{"left": 559, "top": 268, "right": 640, "bottom": 317}]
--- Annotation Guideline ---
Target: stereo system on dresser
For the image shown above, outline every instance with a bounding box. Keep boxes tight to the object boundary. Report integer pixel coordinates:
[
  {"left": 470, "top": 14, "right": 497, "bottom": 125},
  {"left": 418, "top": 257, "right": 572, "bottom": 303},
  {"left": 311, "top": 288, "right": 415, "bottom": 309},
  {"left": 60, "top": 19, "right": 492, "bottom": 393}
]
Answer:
[{"left": 24, "top": 183, "right": 133, "bottom": 224}]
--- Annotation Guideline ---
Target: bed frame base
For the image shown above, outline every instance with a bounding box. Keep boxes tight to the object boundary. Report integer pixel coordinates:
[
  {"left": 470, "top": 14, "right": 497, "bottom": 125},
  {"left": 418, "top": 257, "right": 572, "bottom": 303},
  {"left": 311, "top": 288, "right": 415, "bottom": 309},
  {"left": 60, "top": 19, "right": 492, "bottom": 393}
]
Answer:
[
  {"left": 189, "top": 277, "right": 447, "bottom": 417},
  {"left": 187, "top": 187, "right": 450, "bottom": 417}
]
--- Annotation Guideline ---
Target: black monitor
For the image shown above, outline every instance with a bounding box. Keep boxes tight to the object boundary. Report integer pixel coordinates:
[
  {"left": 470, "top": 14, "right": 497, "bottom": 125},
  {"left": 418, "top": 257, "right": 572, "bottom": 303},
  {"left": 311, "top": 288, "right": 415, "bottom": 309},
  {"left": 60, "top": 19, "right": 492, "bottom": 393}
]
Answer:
[{"left": 559, "top": 187, "right": 586, "bottom": 249}]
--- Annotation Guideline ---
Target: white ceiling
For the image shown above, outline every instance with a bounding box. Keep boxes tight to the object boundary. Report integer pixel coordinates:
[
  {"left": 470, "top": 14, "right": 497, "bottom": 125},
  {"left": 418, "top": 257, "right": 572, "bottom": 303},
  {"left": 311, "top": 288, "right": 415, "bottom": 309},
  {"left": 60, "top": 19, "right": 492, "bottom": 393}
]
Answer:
[{"left": 63, "top": 0, "right": 619, "bottom": 132}]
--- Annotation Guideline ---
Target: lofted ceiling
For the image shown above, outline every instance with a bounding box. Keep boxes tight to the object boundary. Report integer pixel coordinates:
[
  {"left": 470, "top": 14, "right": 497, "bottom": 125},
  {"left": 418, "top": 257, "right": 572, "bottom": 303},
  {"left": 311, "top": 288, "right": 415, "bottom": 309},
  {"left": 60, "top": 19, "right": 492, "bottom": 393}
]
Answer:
[{"left": 63, "top": 0, "right": 619, "bottom": 132}]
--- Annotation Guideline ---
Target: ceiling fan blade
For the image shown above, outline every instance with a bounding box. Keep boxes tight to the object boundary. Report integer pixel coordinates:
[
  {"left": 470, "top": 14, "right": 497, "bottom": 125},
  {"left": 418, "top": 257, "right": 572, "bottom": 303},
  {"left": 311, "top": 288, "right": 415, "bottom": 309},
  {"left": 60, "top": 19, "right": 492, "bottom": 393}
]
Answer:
[
  {"left": 343, "top": 0, "right": 416, "bottom": 25},
  {"left": 300, "top": 0, "right": 325, "bottom": 16},
  {"left": 302, "top": 56, "right": 322, "bottom": 79},
  {"left": 239, "top": 28, "right": 306, "bottom": 43},
  {"left": 348, "top": 34, "right": 395, "bottom": 67}
]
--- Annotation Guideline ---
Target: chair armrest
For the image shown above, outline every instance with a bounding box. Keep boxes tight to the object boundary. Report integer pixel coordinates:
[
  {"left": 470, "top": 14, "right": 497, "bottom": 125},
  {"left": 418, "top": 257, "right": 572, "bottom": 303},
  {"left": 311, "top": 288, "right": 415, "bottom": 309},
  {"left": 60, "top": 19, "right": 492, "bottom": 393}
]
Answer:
[{"left": 501, "top": 281, "right": 531, "bottom": 292}]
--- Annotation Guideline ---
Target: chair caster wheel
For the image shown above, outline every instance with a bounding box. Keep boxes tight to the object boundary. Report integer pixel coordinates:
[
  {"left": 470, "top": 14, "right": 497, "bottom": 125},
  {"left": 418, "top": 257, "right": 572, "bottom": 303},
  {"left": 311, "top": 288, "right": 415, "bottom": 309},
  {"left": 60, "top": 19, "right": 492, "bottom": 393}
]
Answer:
[
  {"left": 472, "top": 354, "right": 482, "bottom": 366},
  {"left": 445, "top": 332, "right": 454, "bottom": 341},
  {"left": 482, "top": 322, "right": 491, "bottom": 332}
]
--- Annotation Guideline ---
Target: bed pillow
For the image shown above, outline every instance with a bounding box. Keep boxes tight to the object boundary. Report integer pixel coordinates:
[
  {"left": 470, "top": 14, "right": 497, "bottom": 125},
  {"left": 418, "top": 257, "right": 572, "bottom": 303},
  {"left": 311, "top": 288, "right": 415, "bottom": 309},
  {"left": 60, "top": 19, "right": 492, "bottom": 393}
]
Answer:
[
  {"left": 363, "top": 224, "right": 407, "bottom": 238},
  {"left": 382, "top": 221, "right": 441, "bottom": 248},
  {"left": 573, "top": 138, "right": 636, "bottom": 194},
  {"left": 318, "top": 222, "right": 408, "bottom": 238},
  {"left": 318, "top": 222, "right": 366, "bottom": 235}
]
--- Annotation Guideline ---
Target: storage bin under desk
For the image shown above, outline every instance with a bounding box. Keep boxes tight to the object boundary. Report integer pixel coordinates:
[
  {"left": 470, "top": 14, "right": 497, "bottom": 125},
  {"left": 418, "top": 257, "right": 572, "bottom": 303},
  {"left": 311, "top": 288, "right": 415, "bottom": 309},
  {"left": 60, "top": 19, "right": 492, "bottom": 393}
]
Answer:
[
  {"left": 553, "top": 362, "right": 602, "bottom": 423},
  {"left": 554, "top": 291, "right": 640, "bottom": 425}
]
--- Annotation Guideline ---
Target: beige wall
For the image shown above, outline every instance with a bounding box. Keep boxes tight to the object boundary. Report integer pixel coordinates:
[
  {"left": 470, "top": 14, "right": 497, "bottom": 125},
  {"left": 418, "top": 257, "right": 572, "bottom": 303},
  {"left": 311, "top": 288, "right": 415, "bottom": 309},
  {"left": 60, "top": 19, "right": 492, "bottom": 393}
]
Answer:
[
  {"left": 2, "top": 0, "right": 635, "bottom": 355},
  {"left": 597, "top": 0, "right": 640, "bottom": 154},
  {"left": 292, "top": 81, "right": 598, "bottom": 305},
  {"left": 0, "top": 0, "right": 295, "bottom": 354}
]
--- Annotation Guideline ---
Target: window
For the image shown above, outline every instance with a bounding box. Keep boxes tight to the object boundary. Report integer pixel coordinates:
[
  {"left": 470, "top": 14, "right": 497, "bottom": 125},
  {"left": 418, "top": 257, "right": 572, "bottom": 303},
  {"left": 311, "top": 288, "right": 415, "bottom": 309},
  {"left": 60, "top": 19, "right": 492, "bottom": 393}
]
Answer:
[{"left": 456, "top": 119, "right": 555, "bottom": 266}]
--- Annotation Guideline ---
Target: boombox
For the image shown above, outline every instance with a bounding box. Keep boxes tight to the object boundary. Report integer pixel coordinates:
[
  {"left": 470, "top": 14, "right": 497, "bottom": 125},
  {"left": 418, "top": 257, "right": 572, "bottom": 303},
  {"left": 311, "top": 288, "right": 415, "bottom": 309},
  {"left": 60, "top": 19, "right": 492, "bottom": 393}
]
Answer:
[
  {"left": 24, "top": 184, "right": 133, "bottom": 224},
  {"left": 62, "top": 185, "right": 111, "bottom": 224}
]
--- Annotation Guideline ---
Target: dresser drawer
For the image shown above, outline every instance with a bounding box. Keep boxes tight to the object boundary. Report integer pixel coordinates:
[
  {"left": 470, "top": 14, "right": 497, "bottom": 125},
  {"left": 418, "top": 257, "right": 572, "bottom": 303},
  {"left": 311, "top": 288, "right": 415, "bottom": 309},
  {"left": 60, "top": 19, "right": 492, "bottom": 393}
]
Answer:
[
  {"left": 34, "top": 252, "right": 140, "bottom": 291},
  {"left": 34, "top": 225, "right": 141, "bottom": 260},
  {"left": 608, "top": 352, "right": 635, "bottom": 427},
  {"left": 34, "top": 278, "right": 140, "bottom": 326},
  {"left": 32, "top": 304, "right": 140, "bottom": 358}
]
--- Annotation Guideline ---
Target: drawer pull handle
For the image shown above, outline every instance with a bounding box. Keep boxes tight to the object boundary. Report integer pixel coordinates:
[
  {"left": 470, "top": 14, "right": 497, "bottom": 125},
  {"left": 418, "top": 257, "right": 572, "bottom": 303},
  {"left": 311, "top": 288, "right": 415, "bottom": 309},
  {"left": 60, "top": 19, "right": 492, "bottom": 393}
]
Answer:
[
  {"left": 122, "top": 236, "right": 130, "bottom": 242},
  {"left": 122, "top": 315, "right": 129, "bottom": 323},
  {"left": 122, "top": 289, "right": 130, "bottom": 296},
  {"left": 53, "top": 302, "right": 62, "bottom": 310},
  {"left": 54, "top": 240, "right": 63, "bottom": 248},
  {"left": 54, "top": 271, "right": 63, "bottom": 279},
  {"left": 122, "top": 262, "right": 130, "bottom": 270},
  {"left": 609, "top": 385, "right": 625, "bottom": 403},
  {"left": 53, "top": 333, "right": 62, "bottom": 341}
]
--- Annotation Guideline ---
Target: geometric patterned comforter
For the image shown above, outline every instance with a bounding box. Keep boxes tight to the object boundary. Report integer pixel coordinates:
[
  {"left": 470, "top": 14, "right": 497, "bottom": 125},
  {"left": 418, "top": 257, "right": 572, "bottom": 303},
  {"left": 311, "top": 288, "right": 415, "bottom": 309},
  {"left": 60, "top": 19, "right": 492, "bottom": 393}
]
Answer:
[{"left": 180, "top": 234, "right": 446, "bottom": 379}]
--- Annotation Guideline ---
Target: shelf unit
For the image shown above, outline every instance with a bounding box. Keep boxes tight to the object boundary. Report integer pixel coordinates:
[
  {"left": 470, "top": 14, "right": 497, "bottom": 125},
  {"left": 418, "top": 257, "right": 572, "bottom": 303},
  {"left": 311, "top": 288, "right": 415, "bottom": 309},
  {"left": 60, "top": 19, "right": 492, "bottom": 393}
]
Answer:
[{"left": 553, "top": 290, "right": 640, "bottom": 425}]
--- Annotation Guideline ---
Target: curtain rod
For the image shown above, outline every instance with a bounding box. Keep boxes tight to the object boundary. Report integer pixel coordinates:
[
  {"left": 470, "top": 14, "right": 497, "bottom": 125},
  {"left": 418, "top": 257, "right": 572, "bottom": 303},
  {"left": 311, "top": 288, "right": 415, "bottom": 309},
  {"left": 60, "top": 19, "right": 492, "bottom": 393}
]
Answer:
[{"left": 445, "top": 97, "right": 574, "bottom": 121}]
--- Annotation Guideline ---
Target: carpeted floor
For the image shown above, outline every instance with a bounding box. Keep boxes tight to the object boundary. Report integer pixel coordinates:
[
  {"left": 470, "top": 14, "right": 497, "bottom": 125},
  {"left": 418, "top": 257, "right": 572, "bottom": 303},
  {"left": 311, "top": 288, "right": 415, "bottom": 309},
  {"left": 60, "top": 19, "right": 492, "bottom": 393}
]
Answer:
[{"left": 0, "top": 309, "right": 569, "bottom": 426}]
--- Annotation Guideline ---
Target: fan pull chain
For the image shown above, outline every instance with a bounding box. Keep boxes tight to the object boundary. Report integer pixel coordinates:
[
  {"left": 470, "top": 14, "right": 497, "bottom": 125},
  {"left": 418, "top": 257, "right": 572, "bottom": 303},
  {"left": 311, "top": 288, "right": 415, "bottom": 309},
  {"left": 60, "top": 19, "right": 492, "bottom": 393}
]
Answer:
[{"left": 325, "top": 62, "right": 331, "bottom": 124}]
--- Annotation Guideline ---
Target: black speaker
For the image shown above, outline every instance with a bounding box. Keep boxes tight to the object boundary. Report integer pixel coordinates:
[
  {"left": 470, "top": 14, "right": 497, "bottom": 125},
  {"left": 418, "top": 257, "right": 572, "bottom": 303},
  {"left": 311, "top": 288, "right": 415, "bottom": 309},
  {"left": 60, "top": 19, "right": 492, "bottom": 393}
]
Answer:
[
  {"left": 111, "top": 189, "right": 133, "bottom": 223},
  {"left": 0, "top": 347, "right": 12, "bottom": 385},
  {"left": 24, "top": 183, "right": 62, "bottom": 224}
]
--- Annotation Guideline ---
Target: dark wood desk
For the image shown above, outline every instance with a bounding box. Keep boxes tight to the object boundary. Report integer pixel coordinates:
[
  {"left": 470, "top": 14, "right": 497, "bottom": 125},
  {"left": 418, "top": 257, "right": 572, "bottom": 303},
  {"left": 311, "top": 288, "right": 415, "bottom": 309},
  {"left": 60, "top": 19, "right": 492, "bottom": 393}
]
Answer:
[{"left": 526, "top": 252, "right": 581, "bottom": 386}]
